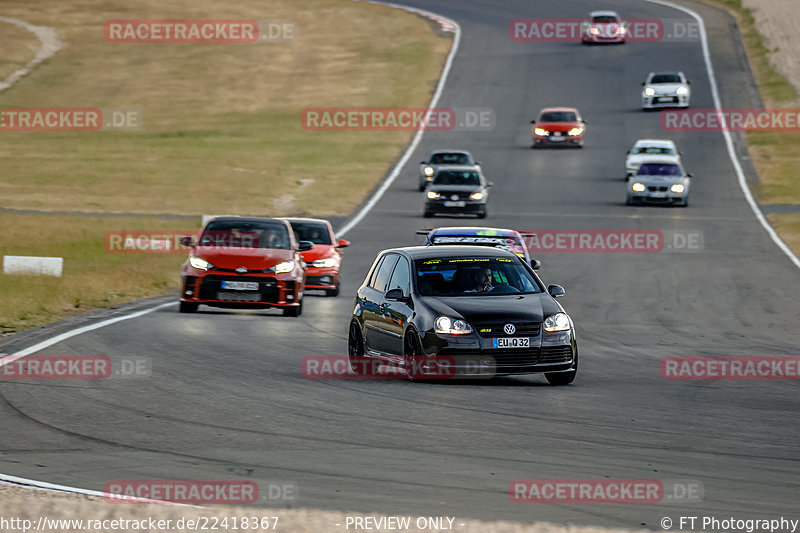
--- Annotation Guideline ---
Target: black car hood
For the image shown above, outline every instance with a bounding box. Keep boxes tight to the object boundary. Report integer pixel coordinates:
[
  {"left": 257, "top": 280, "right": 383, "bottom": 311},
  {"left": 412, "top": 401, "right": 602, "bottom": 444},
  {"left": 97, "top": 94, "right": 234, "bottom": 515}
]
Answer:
[
  {"left": 422, "top": 293, "right": 561, "bottom": 323},
  {"left": 428, "top": 184, "right": 484, "bottom": 193}
]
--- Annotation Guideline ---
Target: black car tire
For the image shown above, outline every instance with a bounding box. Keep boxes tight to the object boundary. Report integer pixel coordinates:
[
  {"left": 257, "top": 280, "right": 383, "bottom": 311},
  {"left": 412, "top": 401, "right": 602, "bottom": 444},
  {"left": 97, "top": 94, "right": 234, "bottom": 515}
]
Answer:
[
  {"left": 402, "top": 329, "right": 423, "bottom": 381},
  {"left": 179, "top": 301, "right": 198, "bottom": 313},
  {"left": 283, "top": 299, "right": 302, "bottom": 317},
  {"left": 418, "top": 183, "right": 427, "bottom": 192},
  {"left": 423, "top": 210, "right": 433, "bottom": 218},
  {"left": 476, "top": 209, "right": 487, "bottom": 219},
  {"left": 545, "top": 350, "right": 577, "bottom": 385},
  {"left": 348, "top": 321, "right": 376, "bottom": 375},
  {"left": 325, "top": 282, "right": 340, "bottom": 297}
]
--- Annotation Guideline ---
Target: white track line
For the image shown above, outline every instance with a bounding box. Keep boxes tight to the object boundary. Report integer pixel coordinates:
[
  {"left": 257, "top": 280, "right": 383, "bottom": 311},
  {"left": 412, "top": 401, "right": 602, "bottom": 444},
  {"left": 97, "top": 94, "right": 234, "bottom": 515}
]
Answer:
[
  {"left": 0, "top": 3, "right": 459, "bottom": 499},
  {"left": 336, "top": 1, "right": 462, "bottom": 238},
  {"left": 0, "top": 17, "right": 63, "bottom": 92},
  {"left": 642, "top": 0, "right": 800, "bottom": 270}
]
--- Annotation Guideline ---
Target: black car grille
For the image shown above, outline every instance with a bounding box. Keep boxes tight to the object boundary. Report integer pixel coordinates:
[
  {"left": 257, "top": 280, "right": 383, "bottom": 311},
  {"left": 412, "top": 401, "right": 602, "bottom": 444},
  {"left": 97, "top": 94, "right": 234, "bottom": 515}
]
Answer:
[
  {"left": 473, "top": 321, "right": 541, "bottom": 337},
  {"left": 647, "top": 186, "right": 669, "bottom": 192},
  {"left": 198, "top": 275, "right": 279, "bottom": 303},
  {"left": 433, "top": 191, "right": 474, "bottom": 201},
  {"left": 306, "top": 275, "right": 334, "bottom": 286},
  {"left": 439, "top": 344, "right": 572, "bottom": 367},
  {"left": 540, "top": 345, "right": 574, "bottom": 363}
]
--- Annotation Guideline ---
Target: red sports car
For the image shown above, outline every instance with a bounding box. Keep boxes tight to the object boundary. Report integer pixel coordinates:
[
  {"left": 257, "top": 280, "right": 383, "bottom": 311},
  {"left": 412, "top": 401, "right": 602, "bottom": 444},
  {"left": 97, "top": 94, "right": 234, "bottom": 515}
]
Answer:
[
  {"left": 284, "top": 217, "right": 350, "bottom": 296},
  {"left": 531, "top": 107, "right": 586, "bottom": 148},
  {"left": 179, "top": 216, "right": 312, "bottom": 316}
]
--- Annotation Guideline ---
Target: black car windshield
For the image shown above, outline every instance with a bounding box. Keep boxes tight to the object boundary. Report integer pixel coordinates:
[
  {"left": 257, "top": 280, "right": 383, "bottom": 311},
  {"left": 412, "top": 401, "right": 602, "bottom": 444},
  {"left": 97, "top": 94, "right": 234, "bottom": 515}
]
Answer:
[
  {"left": 199, "top": 220, "right": 291, "bottom": 249},
  {"left": 433, "top": 170, "right": 481, "bottom": 186},
  {"left": 632, "top": 146, "right": 676, "bottom": 155},
  {"left": 289, "top": 221, "right": 331, "bottom": 245},
  {"left": 539, "top": 111, "right": 577, "bottom": 122},
  {"left": 637, "top": 163, "right": 682, "bottom": 176},
  {"left": 651, "top": 74, "right": 682, "bottom": 84},
  {"left": 430, "top": 153, "right": 471, "bottom": 165},
  {"left": 415, "top": 257, "right": 541, "bottom": 296},
  {"left": 592, "top": 16, "right": 619, "bottom": 23}
]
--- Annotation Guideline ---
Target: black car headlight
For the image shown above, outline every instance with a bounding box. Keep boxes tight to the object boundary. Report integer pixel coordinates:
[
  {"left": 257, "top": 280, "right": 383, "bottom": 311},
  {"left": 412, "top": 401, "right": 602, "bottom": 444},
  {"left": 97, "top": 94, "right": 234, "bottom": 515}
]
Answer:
[
  {"left": 543, "top": 312, "right": 571, "bottom": 333},
  {"left": 435, "top": 316, "right": 472, "bottom": 335}
]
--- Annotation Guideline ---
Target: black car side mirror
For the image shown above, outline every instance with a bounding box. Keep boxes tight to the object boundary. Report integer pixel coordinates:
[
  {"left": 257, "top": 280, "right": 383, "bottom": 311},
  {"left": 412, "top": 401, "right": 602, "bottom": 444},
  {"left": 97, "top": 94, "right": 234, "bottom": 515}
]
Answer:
[
  {"left": 385, "top": 288, "right": 409, "bottom": 302},
  {"left": 530, "top": 120, "right": 536, "bottom": 124},
  {"left": 547, "top": 284, "right": 566, "bottom": 298},
  {"left": 626, "top": 149, "right": 631, "bottom": 154},
  {"left": 487, "top": 181, "right": 494, "bottom": 187},
  {"left": 476, "top": 161, "right": 483, "bottom": 165},
  {"left": 582, "top": 120, "right": 587, "bottom": 124},
  {"left": 641, "top": 82, "right": 645, "bottom": 86},
  {"left": 179, "top": 236, "right": 195, "bottom": 247},
  {"left": 686, "top": 172, "right": 693, "bottom": 178},
  {"left": 530, "top": 259, "right": 542, "bottom": 270},
  {"left": 298, "top": 240, "right": 314, "bottom": 251}
]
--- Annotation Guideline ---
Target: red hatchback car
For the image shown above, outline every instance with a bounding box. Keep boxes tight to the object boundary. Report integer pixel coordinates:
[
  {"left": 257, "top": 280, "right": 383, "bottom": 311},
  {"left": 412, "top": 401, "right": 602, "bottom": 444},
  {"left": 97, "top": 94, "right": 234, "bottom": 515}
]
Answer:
[
  {"left": 179, "top": 216, "right": 312, "bottom": 316},
  {"left": 284, "top": 217, "right": 350, "bottom": 296},
  {"left": 531, "top": 107, "right": 586, "bottom": 148}
]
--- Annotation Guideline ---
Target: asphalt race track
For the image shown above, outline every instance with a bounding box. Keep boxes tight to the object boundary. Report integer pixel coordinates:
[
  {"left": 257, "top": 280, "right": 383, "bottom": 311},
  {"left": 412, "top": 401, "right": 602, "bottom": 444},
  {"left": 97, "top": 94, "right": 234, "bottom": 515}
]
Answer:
[{"left": 1, "top": 0, "right": 799, "bottom": 529}]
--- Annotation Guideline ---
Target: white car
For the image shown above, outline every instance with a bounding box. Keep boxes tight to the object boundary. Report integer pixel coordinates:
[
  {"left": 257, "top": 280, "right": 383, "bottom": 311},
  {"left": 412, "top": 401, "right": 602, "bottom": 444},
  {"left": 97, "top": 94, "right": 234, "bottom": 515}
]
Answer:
[
  {"left": 641, "top": 72, "right": 691, "bottom": 109},
  {"left": 625, "top": 139, "right": 682, "bottom": 178}
]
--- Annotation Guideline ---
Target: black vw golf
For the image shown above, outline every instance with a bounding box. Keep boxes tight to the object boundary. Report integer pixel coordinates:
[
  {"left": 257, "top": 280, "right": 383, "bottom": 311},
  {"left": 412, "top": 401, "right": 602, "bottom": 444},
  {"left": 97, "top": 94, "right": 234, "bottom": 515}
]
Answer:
[{"left": 347, "top": 246, "right": 578, "bottom": 384}]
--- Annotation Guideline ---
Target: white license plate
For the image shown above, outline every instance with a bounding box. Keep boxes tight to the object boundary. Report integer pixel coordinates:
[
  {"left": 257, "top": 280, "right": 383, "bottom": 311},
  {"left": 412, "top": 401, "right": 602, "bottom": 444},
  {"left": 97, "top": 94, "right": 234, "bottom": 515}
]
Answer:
[
  {"left": 549, "top": 136, "right": 565, "bottom": 142},
  {"left": 493, "top": 337, "right": 530, "bottom": 348},
  {"left": 221, "top": 281, "right": 259, "bottom": 291},
  {"left": 657, "top": 97, "right": 673, "bottom": 102},
  {"left": 443, "top": 201, "right": 466, "bottom": 207},
  {"left": 649, "top": 192, "right": 667, "bottom": 198}
]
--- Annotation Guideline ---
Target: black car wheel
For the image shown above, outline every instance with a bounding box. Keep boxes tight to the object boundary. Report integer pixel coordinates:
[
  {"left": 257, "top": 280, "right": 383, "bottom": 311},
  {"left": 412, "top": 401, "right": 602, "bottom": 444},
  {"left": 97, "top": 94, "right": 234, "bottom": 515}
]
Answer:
[
  {"left": 283, "top": 298, "right": 302, "bottom": 317},
  {"left": 402, "top": 329, "right": 423, "bottom": 380},
  {"left": 179, "top": 301, "right": 198, "bottom": 313},
  {"left": 348, "top": 320, "right": 375, "bottom": 375},
  {"left": 545, "top": 350, "right": 578, "bottom": 385},
  {"left": 476, "top": 209, "right": 487, "bottom": 219},
  {"left": 423, "top": 210, "right": 433, "bottom": 218}
]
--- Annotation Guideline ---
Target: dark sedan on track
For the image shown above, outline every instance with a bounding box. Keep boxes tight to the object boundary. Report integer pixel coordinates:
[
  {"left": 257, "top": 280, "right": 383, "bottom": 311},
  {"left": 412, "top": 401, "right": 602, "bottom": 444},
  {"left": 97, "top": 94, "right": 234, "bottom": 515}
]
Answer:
[
  {"left": 424, "top": 166, "right": 491, "bottom": 218},
  {"left": 347, "top": 246, "right": 578, "bottom": 384}
]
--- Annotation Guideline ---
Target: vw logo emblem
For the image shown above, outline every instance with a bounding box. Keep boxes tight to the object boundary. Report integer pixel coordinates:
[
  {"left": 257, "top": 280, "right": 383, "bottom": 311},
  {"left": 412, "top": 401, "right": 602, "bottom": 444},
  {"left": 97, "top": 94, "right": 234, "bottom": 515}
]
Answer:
[
  {"left": 451, "top": 194, "right": 459, "bottom": 201},
  {"left": 504, "top": 323, "right": 516, "bottom": 335},
  {"left": 235, "top": 267, "right": 247, "bottom": 274}
]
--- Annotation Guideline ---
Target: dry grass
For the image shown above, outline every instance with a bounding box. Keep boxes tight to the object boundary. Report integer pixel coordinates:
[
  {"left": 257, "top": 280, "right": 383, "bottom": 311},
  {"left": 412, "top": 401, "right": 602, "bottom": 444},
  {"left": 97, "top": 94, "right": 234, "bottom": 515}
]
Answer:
[
  {"left": 0, "top": 0, "right": 451, "bottom": 216},
  {"left": 0, "top": 214, "right": 193, "bottom": 334},
  {"left": 0, "top": 0, "right": 451, "bottom": 332},
  {"left": 0, "top": 20, "right": 40, "bottom": 81}
]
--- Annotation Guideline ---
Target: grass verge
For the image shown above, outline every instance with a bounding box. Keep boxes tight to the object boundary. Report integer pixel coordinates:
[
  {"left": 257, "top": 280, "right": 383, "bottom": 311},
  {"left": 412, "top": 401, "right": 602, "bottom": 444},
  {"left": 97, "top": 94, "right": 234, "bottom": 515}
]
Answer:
[
  {"left": 0, "top": 0, "right": 452, "bottom": 333},
  {"left": 701, "top": 0, "right": 800, "bottom": 257}
]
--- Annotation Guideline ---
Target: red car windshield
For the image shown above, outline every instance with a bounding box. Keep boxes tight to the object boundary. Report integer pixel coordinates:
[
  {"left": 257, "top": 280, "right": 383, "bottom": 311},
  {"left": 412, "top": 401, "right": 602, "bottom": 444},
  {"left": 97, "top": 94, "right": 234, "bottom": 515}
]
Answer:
[{"left": 539, "top": 112, "right": 577, "bottom": 122}]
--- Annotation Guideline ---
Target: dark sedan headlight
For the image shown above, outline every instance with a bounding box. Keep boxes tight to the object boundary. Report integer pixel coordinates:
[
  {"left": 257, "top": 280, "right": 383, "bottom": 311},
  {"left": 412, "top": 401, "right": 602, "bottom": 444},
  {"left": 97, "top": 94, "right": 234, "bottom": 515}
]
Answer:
[
  {"left": 423, "top": 166, "right": 435, "bottom": 177},
  {"left": 435, "top": 316, "right": 473, "bottom": 335},
  {"left": 427, "top": 191, "right": 441, "bottom": 199},
  {"left": 543, "top": 312, "right": 571, "bottom": 333}
]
